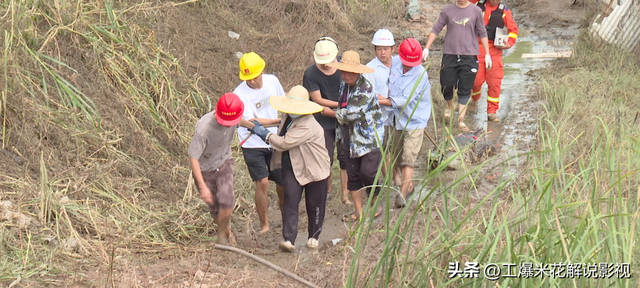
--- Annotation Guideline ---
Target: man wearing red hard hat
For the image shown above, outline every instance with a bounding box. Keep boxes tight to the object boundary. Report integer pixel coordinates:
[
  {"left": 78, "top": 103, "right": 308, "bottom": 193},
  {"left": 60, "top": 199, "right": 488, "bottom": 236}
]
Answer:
[
  {"left": 377, "top": 38, "right": 431, "bottom": 208},
  {"left": 188, "top": 93, "right": 244, "bottom": 245}
]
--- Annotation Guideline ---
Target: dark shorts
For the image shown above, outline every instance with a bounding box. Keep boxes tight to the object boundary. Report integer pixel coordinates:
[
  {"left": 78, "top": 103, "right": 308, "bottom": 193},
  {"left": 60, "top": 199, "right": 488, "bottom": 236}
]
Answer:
[
  {"left": 324, "top": 127, "right": 347, "bottom": 170},
  {"left": 241, "top": 147, "right": 284, "bottom": 185},
  {"left": 194, "top": 158, "right": 235, "bottom": 219},
  {"left": 440, "top": 54, "right": 479, "bottom": 104},
  {"left": 346, "top": 149, "right": 382, "bottom": 196}
]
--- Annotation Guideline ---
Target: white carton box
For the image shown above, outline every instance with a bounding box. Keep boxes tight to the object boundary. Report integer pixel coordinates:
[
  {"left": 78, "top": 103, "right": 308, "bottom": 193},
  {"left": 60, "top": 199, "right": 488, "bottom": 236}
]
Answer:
[{"left": 494, "top": 27, "right": 508, "bottom": 47}]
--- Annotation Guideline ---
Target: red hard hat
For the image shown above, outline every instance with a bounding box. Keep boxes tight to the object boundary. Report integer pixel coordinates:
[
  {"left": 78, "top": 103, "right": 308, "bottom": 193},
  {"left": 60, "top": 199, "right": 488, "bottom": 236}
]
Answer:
[
  {"left": 215, "top": 93, "right": 244, "bottom": 126},
  {"left": 398, "top": 38, "right": 422, "bottom": 67}
]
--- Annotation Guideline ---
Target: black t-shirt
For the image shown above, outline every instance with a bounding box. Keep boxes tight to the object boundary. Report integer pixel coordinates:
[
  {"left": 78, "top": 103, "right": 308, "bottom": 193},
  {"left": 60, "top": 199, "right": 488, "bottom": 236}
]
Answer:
[{"left": 302, "top": 63, "right": 341, "bottom": 130}]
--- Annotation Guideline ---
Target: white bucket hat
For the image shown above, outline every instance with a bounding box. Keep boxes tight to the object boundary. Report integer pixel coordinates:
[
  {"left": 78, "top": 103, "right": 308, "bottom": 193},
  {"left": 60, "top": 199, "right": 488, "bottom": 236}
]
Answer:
[
  {"left": 372, "top": 28, "right": 395, "bottom": 46},
  {"left": 313, "top": 37, "right": 339, "bottom": 64}
]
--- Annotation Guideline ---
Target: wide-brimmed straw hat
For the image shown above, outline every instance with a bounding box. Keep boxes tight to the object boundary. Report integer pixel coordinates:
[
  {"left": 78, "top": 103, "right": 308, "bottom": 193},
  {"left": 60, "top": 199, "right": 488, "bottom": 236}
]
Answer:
[
  {"left": 270, "top": 85, "right": 323, "bottom": 115},
  {"left": 326, "top": 51, "right": 375, "bottom": 74}
]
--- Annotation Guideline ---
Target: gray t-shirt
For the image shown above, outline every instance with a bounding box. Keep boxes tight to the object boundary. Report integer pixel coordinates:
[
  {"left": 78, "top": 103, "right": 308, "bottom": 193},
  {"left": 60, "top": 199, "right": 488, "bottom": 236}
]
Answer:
[
  {"left": 430, "top": 3, "right": 487, "bottom": 56},
  {"left": 188, "top": 111, "right": 236, "bottom": 172}
]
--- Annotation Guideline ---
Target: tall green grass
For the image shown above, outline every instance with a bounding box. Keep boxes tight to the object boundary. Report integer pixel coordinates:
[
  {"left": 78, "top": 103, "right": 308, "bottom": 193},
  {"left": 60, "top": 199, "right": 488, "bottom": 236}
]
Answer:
[{"left": 344, "top": 33, "right": 639, "bottom": 287}]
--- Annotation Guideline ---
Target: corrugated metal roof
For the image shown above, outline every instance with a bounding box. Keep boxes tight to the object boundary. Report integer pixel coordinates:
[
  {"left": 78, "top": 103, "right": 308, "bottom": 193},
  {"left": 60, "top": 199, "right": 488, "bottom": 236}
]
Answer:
[{"left": 590, "top": 0, "right": 640, "bottom": 53}]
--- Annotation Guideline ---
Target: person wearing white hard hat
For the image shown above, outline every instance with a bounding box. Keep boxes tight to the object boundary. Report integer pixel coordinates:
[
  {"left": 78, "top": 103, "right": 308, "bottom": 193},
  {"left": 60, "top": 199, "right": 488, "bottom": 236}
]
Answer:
[
  {"left": 364, "top": 28, "right": 399, "bottom": 186},
  {"left": 303, "top": 37, "right": 351, "bottom": 206},
  {"left": 423, "top": 0, "right": 491, "bottom": 132}
]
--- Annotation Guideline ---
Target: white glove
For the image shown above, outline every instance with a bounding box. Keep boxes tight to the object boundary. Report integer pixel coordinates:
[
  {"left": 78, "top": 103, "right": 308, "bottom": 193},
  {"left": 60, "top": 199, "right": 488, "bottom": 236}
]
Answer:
[
  {"left": 485, "top": 55, "right": 492, "bottom": 70},
  {"left": 422, "top": 48, "right": 429, "bottom": 61}
]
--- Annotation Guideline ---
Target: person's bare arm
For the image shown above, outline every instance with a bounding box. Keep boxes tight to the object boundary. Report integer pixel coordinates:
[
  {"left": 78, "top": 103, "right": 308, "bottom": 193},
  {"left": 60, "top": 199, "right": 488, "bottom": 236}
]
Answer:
[
  {"left": 249, "top": 118, "right": 281, "bottom": 126},
  {"left": 309, "top": 90, "right": 339, "bottom": 108},
  {"left": 239, "top": 118, "right": 255, "bottom": 129},
  {"left": 320, "top": 106, "right": 336, "bottom": 118},
  {"left": 189, "top": 157, "right": 213, "bottom": 204},
  {"left": 241, "top": 118, "right": 280, "bottom": 128}
]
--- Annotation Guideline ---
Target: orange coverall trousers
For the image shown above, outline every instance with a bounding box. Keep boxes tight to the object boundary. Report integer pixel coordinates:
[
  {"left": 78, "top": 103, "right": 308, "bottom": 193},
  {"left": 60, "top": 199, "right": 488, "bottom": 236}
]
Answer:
[{"left": 472, "top": 49, "right": 504, "bottom": 114}]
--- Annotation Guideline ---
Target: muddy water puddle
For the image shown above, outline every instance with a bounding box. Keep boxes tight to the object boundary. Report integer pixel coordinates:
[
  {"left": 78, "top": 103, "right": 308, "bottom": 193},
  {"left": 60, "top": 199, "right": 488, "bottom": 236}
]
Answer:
[
  {"left": 410, "top": 25, "right": 580, "bottom": 203},
  {"left": 471, "top": 26, "right": 578, "bottom": 158}
]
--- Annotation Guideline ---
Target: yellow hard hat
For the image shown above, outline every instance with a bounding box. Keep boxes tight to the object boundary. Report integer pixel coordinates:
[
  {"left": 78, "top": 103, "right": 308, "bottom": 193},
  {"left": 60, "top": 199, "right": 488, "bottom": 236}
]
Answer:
[{"left": 238, "top": 52, "right": 266, "bottom": 81}]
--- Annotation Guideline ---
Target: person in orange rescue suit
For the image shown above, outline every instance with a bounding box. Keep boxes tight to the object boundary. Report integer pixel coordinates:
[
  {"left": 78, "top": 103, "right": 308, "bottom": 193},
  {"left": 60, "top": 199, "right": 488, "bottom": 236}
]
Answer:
[{"left": 470, "top": 0, "right": 518, "bottom": 122}]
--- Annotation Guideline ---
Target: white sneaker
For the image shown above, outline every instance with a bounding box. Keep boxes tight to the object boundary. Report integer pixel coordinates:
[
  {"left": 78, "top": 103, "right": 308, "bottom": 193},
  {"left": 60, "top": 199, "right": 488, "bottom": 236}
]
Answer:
[
  {"left": 306, "top": 238, "right": 319, "bottom": 249},
  {"left": 279, "top": 241, "right": 295, "bottom": 252}
]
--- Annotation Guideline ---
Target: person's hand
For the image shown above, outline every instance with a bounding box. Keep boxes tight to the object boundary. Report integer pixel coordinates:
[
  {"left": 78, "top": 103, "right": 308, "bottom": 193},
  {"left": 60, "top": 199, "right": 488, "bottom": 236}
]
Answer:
[
  {"left": 495, "top": 42, "right": 512, "bottom": 50},
  {"left": 199, "top": 186, "right": 214, "bottom": 204},
  {"left": 320, "top": 106, "right": 332, "bottom": 116},
  {"left": 249, "top": 121, "right": 270, "bottom": 142},
  {"left": 245, "top": 119, "right": 259, "bottom": 133},
  {"left": 422, "top": 48, "right": 429, "bottom": 61},
  {"left": 485, "top": 55, "right": 492, "bottom": 70},
  {"left": 247, "top": 118, "right": 258, "bottom": 128}
]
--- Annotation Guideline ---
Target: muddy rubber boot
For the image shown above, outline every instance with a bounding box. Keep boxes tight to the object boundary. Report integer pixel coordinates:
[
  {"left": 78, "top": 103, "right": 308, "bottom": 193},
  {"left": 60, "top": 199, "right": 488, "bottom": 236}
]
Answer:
[{"left": 488, "top": 113, "right": 500, "bottom": 122}]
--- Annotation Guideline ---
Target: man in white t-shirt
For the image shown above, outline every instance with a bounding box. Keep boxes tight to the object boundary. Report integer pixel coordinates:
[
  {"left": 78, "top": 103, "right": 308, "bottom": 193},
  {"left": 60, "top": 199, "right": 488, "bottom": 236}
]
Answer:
[{"left": 235, "top": 52, "right": 285, "bottom": 235}]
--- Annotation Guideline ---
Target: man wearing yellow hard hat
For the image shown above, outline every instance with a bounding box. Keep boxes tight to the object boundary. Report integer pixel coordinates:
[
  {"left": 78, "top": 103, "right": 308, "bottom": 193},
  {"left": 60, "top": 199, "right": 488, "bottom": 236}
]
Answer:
[{"left": 234, "top": 52, "right": 285, "bottom": 235}]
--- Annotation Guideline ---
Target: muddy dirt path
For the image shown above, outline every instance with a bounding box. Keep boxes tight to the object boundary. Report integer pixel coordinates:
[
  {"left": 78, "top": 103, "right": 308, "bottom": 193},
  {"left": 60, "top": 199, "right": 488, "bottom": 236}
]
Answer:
[
  {"left": 129, "top": 1, "right": 587, "bottom": 287},
  {"left": 235, "top": 0, "right": 586, "bottom": 281}
]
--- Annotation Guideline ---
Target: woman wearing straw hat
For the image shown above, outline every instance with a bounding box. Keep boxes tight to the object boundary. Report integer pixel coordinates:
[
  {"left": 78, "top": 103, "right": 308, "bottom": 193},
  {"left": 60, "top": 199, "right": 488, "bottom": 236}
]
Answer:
[
  {"left": 249, "top": 85, "right": 330, "bottom": 252},
  {"left": 326, "top": 51, "right": 385, "bottom": 222}
]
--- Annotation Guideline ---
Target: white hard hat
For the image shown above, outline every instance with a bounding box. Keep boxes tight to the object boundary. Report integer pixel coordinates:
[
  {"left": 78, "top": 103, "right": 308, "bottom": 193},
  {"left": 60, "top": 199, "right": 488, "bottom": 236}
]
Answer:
[{"left": 371, "top": 28, "right": 395, "bottom": 46}]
